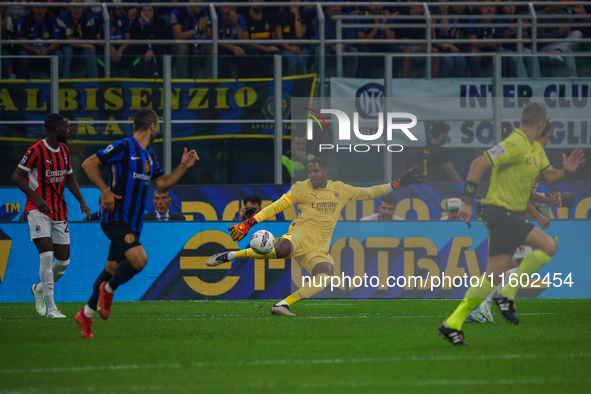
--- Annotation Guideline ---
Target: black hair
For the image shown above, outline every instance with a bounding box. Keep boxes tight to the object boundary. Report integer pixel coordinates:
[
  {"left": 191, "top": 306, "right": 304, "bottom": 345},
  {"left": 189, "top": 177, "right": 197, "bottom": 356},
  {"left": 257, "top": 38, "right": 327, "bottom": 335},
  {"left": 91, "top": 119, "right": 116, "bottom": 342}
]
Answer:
[
  {"left": 561, "top": 192, "right": 575, "bottom": 208},
  {"left": 44, "top": 113, "right": 65, "bottom": 132},
  {"left": 243, "top": 195, "right": 262, "bottom": 206},
  {"left": 309, "top": 156, "right": 327, "bottom": 168},
  {"left": 134, "top": 108, "right": 158, "bottom": 131},
  {"left": 380, "top": 195, "right": 397, "bottom": 206},
  {"left": 431, "top": 121, "right": 450, "bottom": 138}
]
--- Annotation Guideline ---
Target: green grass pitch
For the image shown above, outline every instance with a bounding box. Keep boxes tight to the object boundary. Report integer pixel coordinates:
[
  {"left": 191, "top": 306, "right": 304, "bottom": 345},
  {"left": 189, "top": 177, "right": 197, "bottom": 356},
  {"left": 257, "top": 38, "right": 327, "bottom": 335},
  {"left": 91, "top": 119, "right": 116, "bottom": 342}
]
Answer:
[{"left": 1, "top": 299, "right": 590, "bottom": 393}]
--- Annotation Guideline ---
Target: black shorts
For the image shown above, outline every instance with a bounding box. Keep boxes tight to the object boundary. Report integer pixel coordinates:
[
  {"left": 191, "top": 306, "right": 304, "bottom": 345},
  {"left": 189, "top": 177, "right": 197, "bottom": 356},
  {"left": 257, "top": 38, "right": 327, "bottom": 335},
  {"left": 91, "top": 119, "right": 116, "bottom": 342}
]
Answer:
[
  {"left": 482, "top": 205, "right": 534, "bottom": 257},
  {"left": 101, "top": 222, "right": 141, "bottom": 263}
]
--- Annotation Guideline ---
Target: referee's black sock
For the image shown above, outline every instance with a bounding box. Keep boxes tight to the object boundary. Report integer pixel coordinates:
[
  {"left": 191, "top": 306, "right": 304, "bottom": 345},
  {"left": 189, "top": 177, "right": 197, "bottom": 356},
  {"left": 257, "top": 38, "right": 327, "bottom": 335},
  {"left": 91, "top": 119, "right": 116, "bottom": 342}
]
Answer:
[
  {"left": 88, "top": 269, "right": 113, "bottom": 310},
  {"left": 108, "top": 259, "right": 141, "bottom": 292}
]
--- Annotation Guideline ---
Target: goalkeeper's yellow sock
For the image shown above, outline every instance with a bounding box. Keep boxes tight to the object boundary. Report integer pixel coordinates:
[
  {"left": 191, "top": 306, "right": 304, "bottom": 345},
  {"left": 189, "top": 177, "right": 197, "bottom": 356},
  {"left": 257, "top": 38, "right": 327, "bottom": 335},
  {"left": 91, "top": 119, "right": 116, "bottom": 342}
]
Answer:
[
  {"left": 233, "top": 248, "right": 277, "bottom": 260},
  {"left": 500, "top": 249, "right": 552, "bottom": 300},
  {"left": 446, "top": 275, "right": 495, "bottom": 330},
  {"left": 282, "top": 273, "right": 330, "bottom": 306}
]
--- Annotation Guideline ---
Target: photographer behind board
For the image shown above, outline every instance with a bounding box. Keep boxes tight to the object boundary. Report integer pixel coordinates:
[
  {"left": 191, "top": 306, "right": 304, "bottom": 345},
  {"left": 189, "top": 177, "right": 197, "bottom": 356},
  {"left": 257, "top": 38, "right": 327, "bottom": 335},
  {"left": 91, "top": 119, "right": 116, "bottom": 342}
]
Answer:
[{"left": 233, "top": 195, "right": 262, "bottom": 221}]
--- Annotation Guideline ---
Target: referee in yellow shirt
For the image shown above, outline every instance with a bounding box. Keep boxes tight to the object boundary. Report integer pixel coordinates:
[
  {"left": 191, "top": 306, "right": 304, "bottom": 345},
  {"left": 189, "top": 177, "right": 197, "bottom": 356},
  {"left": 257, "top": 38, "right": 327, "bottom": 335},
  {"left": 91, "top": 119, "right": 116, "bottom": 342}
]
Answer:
[
  {"left": 439, "top": 102, "right": 585, "bottom": 345},
  {"left": 207, "top": 157, "right": 423, "bottom": 316}
]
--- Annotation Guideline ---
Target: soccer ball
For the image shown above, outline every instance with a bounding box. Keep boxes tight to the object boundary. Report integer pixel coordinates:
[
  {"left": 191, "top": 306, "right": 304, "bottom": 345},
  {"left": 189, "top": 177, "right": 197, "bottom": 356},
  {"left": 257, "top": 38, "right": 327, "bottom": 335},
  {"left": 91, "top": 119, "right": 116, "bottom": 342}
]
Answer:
[{"left": 250, "top": 230, "right": 275, "bottom": 255}]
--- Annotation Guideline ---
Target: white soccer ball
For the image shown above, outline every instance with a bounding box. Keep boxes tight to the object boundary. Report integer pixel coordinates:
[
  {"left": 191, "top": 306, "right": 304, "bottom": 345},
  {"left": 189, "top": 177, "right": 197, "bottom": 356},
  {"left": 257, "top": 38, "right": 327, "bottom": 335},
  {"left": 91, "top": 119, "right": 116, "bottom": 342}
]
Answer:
[{"left": 250, "top": 230, "right": 275, "bottom": 255}]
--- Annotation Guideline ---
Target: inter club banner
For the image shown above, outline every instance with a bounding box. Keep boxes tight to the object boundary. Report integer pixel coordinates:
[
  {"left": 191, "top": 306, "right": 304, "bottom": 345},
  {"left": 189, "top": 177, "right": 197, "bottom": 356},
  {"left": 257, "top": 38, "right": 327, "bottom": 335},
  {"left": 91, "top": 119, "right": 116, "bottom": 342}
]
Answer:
[
  {"left": 2, "top": 183, "right": 591, "bottom": 223},
  {"left": 0, "top": 75, "right": 316, "bottom": 139},
  {"left": 330, "top": 78, "right": 591, "bottom": 148},
  {"left": 0, "top": 221, "right": 589, "bottom": 302}
]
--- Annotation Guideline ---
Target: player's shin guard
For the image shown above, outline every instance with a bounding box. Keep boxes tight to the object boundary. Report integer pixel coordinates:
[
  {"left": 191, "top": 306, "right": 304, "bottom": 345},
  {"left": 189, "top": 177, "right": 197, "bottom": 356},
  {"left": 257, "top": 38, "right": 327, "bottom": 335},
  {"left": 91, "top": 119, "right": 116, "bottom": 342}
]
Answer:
[
  {"left": 446, "top": 274, "right": 495, "bottom": 330},
  {"left": 283, "top": 273, "right": 330, "bottom": 306},
  {"left": 52, "top": 258, "right": 69, "bottom": 282},
  {"left": 108, "top": 259, "right": 141, "bottom": 292},
  {"left": 233, "top": 248, "right": 279, "bottom": 260},
  {"left": 88, "top": 269, "right": 113, "bottom": 312},
  {"left": 500, "top": 250, "right": 552, "bottom": 300},
  {"left": 39, "top": 251, "right": 56, "bottom": 311}
]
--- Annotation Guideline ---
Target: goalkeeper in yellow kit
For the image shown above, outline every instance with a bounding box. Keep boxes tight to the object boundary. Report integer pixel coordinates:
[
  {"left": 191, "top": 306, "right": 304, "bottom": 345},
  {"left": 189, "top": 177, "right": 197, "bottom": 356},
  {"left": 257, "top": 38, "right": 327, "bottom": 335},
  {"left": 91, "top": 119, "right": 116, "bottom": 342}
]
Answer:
[{"left": 207, "top": 157, "right": 423, "bottom": 315}]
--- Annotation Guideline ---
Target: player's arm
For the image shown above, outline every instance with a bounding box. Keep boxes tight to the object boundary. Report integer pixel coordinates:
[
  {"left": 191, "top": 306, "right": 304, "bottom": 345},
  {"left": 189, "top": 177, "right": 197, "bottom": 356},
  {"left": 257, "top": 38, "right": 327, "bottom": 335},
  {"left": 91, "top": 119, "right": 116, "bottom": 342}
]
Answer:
[
  {"left": 12, "top": 167, "right": 52, "bottom": 215},
  {"left": 526, "top": 201, "right": 549, "bottom": 230},
  {"left": 541, "top": 148, "right": 585, "bottom": 184},
  {"left": 441, "top": 162, "right": 463, "bottom": 183},
  {"left": 458, "top": 155, "right": 490, "bottom": 222},
  {"left": 229, "top": 191, "right": 292, "bottom": 241},
  {"left": 81, "top": 154, "right": 121, "bottom": 212},
  {"left": 152, "top": 148, "right": 199, "bottom": 193},
  {"left": 65, "top": 173, "right": 91, "bottom": 221}
]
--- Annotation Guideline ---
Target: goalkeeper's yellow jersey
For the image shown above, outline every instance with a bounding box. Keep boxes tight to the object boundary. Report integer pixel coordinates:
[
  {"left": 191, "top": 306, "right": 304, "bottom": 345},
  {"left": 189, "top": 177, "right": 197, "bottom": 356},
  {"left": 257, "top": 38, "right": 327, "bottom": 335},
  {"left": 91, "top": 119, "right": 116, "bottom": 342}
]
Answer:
[{"left": 254, "top": 179, "right": 391, "bottom": 254}]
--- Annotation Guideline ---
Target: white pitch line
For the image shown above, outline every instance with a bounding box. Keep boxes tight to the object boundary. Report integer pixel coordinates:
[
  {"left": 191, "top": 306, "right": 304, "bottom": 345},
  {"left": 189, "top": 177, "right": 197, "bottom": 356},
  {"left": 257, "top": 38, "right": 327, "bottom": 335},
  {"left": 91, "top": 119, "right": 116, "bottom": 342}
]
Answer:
[{"left": 1, "top": 353, "right": 588, "bottom": 375}]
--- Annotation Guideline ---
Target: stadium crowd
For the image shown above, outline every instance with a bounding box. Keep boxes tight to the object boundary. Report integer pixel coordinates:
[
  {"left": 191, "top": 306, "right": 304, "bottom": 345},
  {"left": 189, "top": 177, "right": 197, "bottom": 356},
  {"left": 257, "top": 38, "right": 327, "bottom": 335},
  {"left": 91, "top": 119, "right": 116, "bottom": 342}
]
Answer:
[{"left": 1, "top": 0, "right": 589, "bottom": 80}]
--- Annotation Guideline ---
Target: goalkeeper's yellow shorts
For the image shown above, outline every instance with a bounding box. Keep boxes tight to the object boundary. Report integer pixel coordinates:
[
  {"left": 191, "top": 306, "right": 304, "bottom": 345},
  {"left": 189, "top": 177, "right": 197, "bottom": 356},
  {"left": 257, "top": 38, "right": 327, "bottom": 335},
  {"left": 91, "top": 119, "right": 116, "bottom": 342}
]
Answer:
[{"left": 279, "top": 232, "right": 334, "bottom": 273}]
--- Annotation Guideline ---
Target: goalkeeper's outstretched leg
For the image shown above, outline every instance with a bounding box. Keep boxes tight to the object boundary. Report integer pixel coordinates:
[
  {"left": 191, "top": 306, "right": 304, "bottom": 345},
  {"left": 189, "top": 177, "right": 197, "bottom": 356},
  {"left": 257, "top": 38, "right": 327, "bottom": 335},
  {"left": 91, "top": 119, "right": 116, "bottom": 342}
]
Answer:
[{"left": 206, "top": 237, "right": 291, "bottom": 266}]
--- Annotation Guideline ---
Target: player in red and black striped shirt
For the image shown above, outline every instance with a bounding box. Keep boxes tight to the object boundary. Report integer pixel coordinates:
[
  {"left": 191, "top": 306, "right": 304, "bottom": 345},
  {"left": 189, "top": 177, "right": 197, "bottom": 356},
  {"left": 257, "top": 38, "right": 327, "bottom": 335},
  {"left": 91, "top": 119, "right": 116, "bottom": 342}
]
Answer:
[{"left": 12, "top": 114, "right": 90, "bottom": 318}]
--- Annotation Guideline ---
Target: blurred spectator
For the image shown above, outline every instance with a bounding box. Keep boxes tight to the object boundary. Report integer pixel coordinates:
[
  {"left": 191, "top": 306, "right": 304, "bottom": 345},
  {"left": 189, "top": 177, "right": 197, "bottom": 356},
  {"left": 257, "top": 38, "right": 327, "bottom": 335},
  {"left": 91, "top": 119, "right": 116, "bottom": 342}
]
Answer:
[
  {"left": 537, "top": 1, "right": 584, "bottom": 77},
  {"left": 282, "top": 133, "right": 314, "bottom": 183},
  {"left": 94, "top": 5, "right": 131, "bottom": 78},
  {"left": 355, "top": 2, "right": 400, "bottom": 78},
  {"left": 440, "top": 197, "right": 461, "bottom": 221},
  {"left": 276, "top": 0, "right": 311, "bottom": 75},
  {"left": 398, "top": 0, "right": 440, "bottom": 78},
  {"left": 432, "top": 0, "right": 466, "bottom": 78},
  {"left": 313, "top": 5, "right": 359, "bottom": 78},
  {"left": 422, "top": 121, "right": 463, "bottom": 183},
  {"left": 0, "top": 5, "right": 17, "bottom": 79},
  {"left": 499, "top": 0, "right": 540, "bottom": 78},
  {"left": 126, "top": 5, "right": 169, "bottom": 78},
  {"left": 466, "top": 2, "right": 504, "bottom": 78},
  {"left": 216, "top": 1, "right": 250, "bottom": 78},
  {"left": 17, "top": 4, "right": 62, "bottom": 79},
  {"left": 7, "top": 0, "right": 28, "bottom": 22},
  {"left": 57, "top": 0, "right": 98, "bottom": 79},
  {"left": 243, "top": 0, "right": 280, "bottom": 77},
  {"left": 170, "top": 0, "right": 211, "bottom": 78},
  {"left": 233, "top": 195, "right": 262, "bottom": 221},
  {"left": 145, "top": 190, "right": 186, "bottom": 221},
  {"left": 360, "top": 195, "right": 402, "bottom": 221}
]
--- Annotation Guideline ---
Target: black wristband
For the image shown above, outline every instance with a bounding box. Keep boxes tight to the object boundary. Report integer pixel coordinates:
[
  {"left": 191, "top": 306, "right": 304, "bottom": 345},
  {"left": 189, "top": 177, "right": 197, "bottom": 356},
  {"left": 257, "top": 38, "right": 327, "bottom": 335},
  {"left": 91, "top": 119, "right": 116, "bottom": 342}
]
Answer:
[
  {"left": 464, "top": 181, "right": 477, "bottom": 196},
  {"left": 463, "top": 181, "right": 477, "bottom": 204}
]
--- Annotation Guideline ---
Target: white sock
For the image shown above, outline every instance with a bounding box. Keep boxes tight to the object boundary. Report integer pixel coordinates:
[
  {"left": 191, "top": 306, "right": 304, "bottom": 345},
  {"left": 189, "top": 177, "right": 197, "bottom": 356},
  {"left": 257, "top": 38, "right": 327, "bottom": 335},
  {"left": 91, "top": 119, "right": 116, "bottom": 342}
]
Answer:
[
  {"left": 489, "top": 268, "right": 518, "bottom": 299},
  {"left": 105, "top": 283, "right": 115, "bottom": 294},
  {"left": 84, "top": 304, "right": 95, "bottom": 318},
  {"left": 227, "top": 251, "right": 237, "bottom": 260},
  {"left": 277, "top": 300, "right": 289, "bottom": 307},
  {"left": 39, "top": 251, "right": 56, "bottom": 311},
  {"left": 52, "top": 258, "right": 70, "bottom": 282}
]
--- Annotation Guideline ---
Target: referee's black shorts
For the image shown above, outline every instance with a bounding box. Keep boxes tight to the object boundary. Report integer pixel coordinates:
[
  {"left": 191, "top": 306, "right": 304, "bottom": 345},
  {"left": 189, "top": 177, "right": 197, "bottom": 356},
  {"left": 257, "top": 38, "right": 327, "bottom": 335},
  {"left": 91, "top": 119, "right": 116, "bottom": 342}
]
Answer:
[
  {"left": 482, "top": 204, "right": 535, "bottom": 257},
  {"left": 101, "top": 221, "right": 141, "bottom": 263}
]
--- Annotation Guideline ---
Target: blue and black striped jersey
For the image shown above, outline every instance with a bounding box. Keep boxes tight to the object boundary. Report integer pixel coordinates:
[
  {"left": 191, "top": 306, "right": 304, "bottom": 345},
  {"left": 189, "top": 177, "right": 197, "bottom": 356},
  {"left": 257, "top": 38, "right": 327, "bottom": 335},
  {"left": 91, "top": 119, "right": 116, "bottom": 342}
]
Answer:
[{"left": 96, "top": 137, "right": 163, "bottom": 233}]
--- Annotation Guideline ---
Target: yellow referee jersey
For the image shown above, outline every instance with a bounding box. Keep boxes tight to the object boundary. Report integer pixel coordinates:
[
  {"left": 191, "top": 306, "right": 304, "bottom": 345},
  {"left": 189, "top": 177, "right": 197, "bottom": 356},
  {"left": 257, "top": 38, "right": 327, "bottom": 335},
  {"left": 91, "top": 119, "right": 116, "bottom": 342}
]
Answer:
[
  {"left": 484, "top": 128, "right": 551, "bottom": 212},
  {"left": 254, "top": 179, "right": 390, "bottom": 254}
]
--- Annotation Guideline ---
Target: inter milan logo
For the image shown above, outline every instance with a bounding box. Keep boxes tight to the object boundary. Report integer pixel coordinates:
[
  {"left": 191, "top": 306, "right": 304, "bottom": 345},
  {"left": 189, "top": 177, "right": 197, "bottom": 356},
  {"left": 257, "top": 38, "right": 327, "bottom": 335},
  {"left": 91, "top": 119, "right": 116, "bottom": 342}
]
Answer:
[
  {"left": 144, "top": 160, "right": 150, "bottom": 173},
  {"left": 124, "top": 234, "right": 136, "bottom": 244}
]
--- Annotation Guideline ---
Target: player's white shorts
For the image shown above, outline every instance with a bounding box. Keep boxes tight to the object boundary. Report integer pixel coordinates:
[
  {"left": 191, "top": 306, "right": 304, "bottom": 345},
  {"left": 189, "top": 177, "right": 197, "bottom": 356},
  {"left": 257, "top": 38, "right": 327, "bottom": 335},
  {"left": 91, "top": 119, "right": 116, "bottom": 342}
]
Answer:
[
  {"left": 512, "top": 245, "right": 532, "bottom": 260},
  {"left": 27, "top": 209, "right": 70, "bottom": 244}
]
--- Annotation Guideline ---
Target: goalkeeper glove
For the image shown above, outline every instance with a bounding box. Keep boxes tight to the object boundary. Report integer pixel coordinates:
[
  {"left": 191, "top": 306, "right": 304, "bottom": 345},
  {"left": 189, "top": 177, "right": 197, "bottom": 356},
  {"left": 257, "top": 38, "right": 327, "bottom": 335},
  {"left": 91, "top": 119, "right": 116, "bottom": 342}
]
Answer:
[
  {"left": 228, "top": 217, "right": 257, "bottom": 241},
  {"left": 392, "top": 166, "right": 423, "bottom": 189}
]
